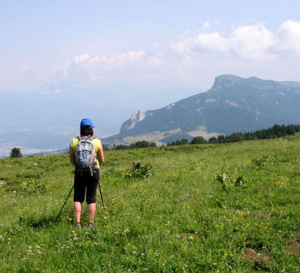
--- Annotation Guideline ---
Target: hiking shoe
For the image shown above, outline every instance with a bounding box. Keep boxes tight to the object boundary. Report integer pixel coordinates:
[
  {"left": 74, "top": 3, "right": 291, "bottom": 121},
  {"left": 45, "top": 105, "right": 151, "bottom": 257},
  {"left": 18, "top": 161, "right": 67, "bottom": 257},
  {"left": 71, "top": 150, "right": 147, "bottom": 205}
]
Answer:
[
  {"left": 88, "top": 223, "right": 94, "bottom": 228},
  {"left": 76, "top": 223, "right": 82, "bottom": 229}
]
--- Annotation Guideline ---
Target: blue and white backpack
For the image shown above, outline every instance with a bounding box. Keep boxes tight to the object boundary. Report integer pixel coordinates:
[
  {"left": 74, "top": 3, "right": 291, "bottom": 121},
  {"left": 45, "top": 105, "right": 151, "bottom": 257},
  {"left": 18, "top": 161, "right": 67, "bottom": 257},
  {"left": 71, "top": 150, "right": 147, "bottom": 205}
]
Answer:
[{"left": 75, "top": 136, "right": 97, "bottom": 175}]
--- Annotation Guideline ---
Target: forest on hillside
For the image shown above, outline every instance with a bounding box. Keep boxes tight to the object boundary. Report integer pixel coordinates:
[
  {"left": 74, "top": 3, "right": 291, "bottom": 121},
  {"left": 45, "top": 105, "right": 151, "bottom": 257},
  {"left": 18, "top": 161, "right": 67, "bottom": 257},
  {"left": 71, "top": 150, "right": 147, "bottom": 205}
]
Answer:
[{"left": 111, "top": 124, "right": 300, "bottom": 149}]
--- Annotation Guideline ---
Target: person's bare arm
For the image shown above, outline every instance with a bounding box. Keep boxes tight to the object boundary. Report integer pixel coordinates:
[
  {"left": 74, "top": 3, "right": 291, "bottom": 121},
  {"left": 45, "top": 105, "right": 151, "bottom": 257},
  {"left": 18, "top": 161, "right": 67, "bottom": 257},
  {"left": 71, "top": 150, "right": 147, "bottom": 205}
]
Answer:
[
  {"left": 69, "top": 145, "right": 75, "bottom": 165},
  {"left": 97, "top": 145, "right": 105, "bottom": 164}
]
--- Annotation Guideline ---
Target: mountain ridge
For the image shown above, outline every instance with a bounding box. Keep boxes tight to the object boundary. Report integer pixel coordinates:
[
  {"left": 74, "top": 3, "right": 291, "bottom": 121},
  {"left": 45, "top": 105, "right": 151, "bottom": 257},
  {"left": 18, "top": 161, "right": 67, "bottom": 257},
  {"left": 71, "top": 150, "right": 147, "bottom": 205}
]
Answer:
[{"left": 105, "top": 75, "right": 300, "bottom": 145}]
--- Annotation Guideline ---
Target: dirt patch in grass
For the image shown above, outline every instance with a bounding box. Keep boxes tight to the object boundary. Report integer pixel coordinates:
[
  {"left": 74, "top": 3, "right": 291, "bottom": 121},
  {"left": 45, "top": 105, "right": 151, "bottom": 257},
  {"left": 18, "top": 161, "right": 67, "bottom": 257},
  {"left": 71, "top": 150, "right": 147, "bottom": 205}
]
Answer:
[
  {"left": 179, "top": 233, "right": 198, "bottom": 239},
  {"left": 244, "top": 248, "right": 273, "bottom": 268},
  {"left": 284, "top": 238, "right": 300, "bottom": 255},
  {"left": 255, "top": 214, "right": 274, "bottom": 220},
  {"left": 0, "top": 181, "right": 5, "bottom": 186}
]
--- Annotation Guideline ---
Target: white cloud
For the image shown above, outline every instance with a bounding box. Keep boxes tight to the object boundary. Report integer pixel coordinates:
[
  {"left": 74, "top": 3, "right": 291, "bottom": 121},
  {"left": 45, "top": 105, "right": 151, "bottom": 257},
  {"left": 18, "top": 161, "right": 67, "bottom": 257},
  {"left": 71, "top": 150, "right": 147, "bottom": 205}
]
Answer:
[
  {"left": 74, "top": 53, "right": 90, "bottom": 64},
  {"left": 2, "top": 20, "right": 299, "bottom": 94},
  {"left": 105, "top": 51, "right": 145, "bottom": 70},
  {"left": 147, "top": 56, "right": 165, "bottom": 66},
  {"left": 203, "top": 22, "right": 211, "bottom": 30},
  {"left": 272, "top": 20, "right": 300, "bottom": 55},
  {"left": 20, "top": 65, "right": 32, "bottom": 72},
  {"left": 59, "top": 20, "right": 300, "bottom": 90},
  {"left": 171, "top": 20, "right": 300, "bottom": 61},
  {"left": 64, "top": 51, "right": 165, "bottom": 82},
  {"left": 42, "top": 89, "right": 64, "bottom": 95},
  {"left": 229, "top": 23, "right": 274, "bottom": 60},
  {"left": 72, "top": 51, "right": 145, "bottom": 70},
  {"left": 193, "top": 32, "right": 229, "bottom": 53}
]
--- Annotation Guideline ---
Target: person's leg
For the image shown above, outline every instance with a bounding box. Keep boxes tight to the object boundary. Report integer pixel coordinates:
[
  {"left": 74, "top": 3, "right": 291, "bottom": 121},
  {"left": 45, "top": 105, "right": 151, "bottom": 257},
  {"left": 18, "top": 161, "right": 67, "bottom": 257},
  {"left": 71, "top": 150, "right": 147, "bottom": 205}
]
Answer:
[
  {"left": 74, "top": 202, "right": 83, "bottom": 224},
  {"left": 74, "top": 173, "right": 86, "bottom": 226},
  {"left": 86, "top": 169, "right": 99, "bottom": 225},
  {"left": 87, "top": 203, "right": 96, "bottom": 224}
]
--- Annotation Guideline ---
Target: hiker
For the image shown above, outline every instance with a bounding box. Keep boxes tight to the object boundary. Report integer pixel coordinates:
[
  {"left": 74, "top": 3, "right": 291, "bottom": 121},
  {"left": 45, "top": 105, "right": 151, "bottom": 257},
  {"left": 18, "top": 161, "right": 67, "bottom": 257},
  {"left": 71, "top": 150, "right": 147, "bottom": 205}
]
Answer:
[{"left": 69, "top": 118, "right": 105, "bottom": 228}]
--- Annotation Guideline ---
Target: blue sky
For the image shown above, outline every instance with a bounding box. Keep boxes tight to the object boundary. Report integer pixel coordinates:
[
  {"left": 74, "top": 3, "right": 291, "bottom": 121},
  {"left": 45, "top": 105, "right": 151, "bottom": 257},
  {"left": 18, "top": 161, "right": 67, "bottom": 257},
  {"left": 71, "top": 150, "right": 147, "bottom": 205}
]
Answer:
[
  {"left": 0, "top": 0, "right": 300, "bottom": 154},
  {"left": 1, "top": 0, "right": 299, "bottom": 93}
]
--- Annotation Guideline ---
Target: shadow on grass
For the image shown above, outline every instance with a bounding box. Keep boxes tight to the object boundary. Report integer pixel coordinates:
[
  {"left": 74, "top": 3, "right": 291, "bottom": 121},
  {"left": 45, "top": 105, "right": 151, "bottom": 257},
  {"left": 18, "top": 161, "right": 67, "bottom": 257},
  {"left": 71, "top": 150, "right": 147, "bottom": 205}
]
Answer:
[{"left": 18, "top": 215, "right": 61, "bottom": 230}]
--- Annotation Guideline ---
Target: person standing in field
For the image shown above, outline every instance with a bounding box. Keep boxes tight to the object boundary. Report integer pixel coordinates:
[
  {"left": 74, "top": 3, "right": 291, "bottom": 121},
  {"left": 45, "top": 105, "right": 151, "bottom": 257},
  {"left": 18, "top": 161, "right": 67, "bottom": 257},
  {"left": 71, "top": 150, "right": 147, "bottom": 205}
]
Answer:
[{"left": 69, "top": 118, "right": 105, "bottom": 228}]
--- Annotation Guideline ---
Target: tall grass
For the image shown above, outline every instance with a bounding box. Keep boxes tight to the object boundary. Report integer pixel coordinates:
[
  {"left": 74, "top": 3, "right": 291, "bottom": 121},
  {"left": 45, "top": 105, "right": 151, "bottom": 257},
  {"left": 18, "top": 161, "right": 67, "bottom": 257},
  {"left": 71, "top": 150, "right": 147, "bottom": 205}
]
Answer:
[{"left": 0, "top": 136, "right": 299, "bottom": 272}]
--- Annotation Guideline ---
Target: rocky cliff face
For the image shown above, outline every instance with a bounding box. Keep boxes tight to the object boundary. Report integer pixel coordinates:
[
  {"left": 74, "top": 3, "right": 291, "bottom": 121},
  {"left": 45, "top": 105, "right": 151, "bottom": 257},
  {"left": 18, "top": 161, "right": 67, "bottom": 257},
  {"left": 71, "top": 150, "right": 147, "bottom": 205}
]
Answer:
[
  {"left": 118, "top": 75, "right": 300, "bottom": 139},
  {"left": 123, "top": 109, "right": 147, "bottom": 130}
]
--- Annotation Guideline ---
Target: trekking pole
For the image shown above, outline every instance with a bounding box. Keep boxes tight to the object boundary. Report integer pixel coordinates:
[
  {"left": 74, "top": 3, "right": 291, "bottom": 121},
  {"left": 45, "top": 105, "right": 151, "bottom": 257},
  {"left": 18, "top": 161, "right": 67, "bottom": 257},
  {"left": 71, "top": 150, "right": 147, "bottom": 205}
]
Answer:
[
  {"left": 98, "top": 173, "right": 105, "bottom": 208},
  {"left": 55, "top": 185, "right": 74, "bottom": 223}
]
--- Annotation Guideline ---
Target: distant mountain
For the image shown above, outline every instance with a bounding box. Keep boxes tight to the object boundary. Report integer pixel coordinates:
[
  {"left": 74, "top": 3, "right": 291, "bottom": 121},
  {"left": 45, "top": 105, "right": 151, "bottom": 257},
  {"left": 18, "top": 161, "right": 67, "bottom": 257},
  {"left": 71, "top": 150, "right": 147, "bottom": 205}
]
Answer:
[{"left": 106, "top": 75, "right": 300, "bottom": 145}]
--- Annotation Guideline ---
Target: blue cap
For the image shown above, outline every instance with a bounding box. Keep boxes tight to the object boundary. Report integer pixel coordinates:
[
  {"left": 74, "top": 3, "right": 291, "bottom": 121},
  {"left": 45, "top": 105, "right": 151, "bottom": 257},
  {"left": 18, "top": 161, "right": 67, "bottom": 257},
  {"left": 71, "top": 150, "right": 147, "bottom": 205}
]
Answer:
[{"left": 80, "top": 118, "right": 94, "bottom": 129}]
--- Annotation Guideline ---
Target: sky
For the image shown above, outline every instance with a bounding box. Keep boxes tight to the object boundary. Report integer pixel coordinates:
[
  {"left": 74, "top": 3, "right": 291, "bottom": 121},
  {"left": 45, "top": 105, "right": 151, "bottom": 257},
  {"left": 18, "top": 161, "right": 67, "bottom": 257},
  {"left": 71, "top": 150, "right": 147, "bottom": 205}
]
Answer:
[{"left": 0, "top": 0, "right": 300, "bottom": 153}]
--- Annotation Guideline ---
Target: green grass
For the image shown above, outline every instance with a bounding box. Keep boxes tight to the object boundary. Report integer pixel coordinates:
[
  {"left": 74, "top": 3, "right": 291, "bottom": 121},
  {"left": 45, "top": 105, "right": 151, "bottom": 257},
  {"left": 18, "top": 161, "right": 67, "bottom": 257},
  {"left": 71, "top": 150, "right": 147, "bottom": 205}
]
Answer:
[{"left": 0, "top": 136, "right": 299, "bottom": 272}]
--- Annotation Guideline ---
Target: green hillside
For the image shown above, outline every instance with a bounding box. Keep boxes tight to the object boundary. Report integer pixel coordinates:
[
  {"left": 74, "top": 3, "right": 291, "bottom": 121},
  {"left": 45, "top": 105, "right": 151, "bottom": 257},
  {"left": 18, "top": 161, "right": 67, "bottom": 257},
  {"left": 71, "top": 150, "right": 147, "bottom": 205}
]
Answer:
[{"left": 0, "top": 136, "right": 299, "bottom": 272}]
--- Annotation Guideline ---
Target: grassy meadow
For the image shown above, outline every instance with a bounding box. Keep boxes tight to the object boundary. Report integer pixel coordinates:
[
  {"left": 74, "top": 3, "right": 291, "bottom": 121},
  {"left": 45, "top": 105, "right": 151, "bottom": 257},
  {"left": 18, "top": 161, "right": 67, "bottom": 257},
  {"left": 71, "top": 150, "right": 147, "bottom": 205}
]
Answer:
[{"left": 0, "top": 136, "right": 299, "bottom": 272}]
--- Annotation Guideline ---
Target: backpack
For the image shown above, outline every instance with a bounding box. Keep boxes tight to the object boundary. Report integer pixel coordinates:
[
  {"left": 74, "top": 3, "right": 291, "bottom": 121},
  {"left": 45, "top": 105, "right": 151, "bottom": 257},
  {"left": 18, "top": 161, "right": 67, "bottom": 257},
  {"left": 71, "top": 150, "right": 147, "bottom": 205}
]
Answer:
[{"left": 74, "top": 136, "right": 97, "bottom": 175}]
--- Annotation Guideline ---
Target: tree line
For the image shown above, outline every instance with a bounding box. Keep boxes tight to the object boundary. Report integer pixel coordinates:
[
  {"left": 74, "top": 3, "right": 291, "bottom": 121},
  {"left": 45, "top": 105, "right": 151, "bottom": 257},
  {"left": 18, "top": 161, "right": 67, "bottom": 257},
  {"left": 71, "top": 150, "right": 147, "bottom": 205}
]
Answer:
[
  {"left": 111, "top": 124, "right": 300, "bottom": 150},
  {"left": 108, "top": 140, "right": 157, "bottom": 151},
  {"left": 168, "top": 124, "right": 300, "bottom": 146}
]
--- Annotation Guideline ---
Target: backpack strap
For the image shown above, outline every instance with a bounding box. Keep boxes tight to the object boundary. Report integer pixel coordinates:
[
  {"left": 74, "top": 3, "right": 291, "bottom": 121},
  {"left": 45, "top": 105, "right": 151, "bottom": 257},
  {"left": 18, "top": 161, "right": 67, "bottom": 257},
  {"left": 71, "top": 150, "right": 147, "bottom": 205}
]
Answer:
[{"left": 89, "top": 142, "right": 96, "bottom": 176}]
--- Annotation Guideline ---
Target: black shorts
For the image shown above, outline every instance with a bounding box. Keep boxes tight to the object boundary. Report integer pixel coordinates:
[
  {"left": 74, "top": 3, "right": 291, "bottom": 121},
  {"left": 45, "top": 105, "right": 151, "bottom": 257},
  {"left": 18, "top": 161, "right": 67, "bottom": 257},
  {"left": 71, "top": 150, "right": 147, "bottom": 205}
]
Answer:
[{"left": 74, "top": 169, "right": 100, "bottom": 204}]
